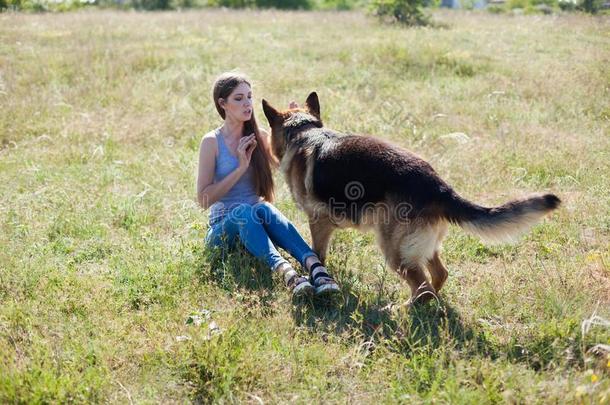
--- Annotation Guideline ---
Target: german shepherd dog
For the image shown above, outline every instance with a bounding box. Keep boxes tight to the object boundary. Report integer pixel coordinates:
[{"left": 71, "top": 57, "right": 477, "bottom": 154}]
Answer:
[{"left": 262, "top": 92, "right": 561, "bottom": 305}]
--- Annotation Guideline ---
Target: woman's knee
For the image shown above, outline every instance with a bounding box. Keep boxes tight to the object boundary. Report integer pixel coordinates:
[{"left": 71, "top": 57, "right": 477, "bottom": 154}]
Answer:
[{"left": 253, "top": 201, "right": 283, "bottom": 224}]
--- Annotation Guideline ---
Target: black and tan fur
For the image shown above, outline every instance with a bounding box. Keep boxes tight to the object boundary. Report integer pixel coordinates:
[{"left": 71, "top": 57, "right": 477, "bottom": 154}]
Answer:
[{"left": 262, "top": 92, "right": 561, "bottom": 304}]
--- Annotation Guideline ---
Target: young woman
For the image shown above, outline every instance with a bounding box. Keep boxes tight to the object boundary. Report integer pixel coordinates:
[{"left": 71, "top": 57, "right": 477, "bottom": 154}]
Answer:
[{"left": 196, "top": 71, "right": 340, "bottom": 301}]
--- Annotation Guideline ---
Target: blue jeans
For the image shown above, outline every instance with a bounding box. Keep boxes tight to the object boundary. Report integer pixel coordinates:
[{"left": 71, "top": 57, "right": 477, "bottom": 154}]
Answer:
[{"left": 205, "top": 202, "right": 317, "bottom": 271}]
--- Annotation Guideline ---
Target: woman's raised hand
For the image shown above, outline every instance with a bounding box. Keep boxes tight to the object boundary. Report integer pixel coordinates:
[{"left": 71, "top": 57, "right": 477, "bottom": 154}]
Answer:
[{"left": 237, "top": 133, "right": 257, "bottom": 170}]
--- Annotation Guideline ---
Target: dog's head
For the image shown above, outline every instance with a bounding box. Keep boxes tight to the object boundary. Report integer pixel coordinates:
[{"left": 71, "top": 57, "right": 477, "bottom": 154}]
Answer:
[{"left": 261, "top": 92, "right": 323, "bottom": 160}]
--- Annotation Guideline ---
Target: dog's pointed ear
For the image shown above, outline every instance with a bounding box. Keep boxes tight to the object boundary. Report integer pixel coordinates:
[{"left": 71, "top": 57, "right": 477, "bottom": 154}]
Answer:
[
  {"left": 305, "top": 92, "right": 320, "bottom": 120},
  {"left": 262, "top": 99, "right": 280, "bottom": 125}
]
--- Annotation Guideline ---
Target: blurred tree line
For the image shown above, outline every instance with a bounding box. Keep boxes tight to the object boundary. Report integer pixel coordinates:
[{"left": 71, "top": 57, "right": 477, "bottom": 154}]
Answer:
[
  {"left": 0, "top": 0, "right": 366, "bottom": 10},
  {"left": 0, "top": 0, "right": 606, "bottom": 21}
]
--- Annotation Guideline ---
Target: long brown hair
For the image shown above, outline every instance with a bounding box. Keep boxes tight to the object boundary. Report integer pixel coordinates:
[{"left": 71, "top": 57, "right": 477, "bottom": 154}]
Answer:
[{"left": 212, "top": 72, "right": 274, "bottom": 202}]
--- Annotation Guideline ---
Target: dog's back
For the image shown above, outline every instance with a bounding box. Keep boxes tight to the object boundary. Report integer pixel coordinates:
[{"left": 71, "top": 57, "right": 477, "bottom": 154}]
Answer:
[
  {"left": 310, "top": 132, "right": 451, "bottom": 221},
  {"left": 304, "top": 127, "right": 559, "bottom": 243}
]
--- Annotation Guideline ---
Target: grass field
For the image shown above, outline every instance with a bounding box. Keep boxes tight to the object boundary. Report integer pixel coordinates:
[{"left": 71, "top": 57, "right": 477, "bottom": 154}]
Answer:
[{"left": 1, "top": 9, "right": 609, "bottom": 403}]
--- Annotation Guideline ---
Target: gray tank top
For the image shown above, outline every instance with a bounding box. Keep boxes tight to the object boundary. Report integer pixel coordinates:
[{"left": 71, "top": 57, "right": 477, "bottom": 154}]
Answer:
[{"left": 208, "top": 128, "right": 261, "bottom": 226}]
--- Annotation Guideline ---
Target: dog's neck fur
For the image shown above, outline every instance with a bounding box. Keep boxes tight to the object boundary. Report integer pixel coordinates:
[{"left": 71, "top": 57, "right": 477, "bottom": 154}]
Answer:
[
  {"left": 283, "top": 112, "right": 323, "bottom": 142},
  {"left": 275, "top": 112, "right": 323, "bottom": 162},
  {"left": 278, "top": 116, "right": 344, "bottom": 178}
]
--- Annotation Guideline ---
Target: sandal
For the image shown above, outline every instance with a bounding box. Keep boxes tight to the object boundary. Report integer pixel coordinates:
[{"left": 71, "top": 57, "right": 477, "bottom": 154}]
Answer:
[
  {"left": 309, "top": 263, "right": 342, "bottom": 303},
  {"left": 284, "top": 268, "right": 314, "bottom": 301}
]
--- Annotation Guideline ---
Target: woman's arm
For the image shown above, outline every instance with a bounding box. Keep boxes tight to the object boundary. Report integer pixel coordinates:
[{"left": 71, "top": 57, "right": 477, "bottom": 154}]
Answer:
[{"left": 196, "top": 133, "right": 257, "bottom": 209}]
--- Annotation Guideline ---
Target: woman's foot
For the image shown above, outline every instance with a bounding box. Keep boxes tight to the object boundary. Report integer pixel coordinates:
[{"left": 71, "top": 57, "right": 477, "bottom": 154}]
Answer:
[
  {"left": 277, "top": 263, "right": 314, "bottom": 301},
  {"left": 286, "top": 273, "right": 315, "bottom": 300},
  {"left": 308, "top": 262, "right": 341, "bottom": 303}
]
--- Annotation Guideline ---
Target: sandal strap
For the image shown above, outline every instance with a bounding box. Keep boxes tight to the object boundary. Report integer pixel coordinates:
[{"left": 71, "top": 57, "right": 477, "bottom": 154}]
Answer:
[
  {"left": 288, "top": 275, "right": 310, "bottom": 290},
  {"left": 311, "top": 266, "right": 330, "bottom": 282},
  {"left": 284, "top": 269, "right": 298, "bottom": 286},
  {"left": 314, "top": 275, "right": 333, "bottom": 283},
  {"left": 309, "top": 262, "right": 324, "bottom": 273},
  {"left": 313, "top": 275, "right": 338, "bottom": 288}
]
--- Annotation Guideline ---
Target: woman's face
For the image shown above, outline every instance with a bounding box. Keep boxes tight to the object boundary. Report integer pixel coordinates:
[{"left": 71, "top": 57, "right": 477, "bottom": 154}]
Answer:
[{"left": 221, "top": 82, "right": 253, "bottom": 123}]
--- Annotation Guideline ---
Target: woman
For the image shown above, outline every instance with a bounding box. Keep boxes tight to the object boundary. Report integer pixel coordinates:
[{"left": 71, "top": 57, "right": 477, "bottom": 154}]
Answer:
[{"left": 196, "top": 71, "right": 340, "bottom": 301}]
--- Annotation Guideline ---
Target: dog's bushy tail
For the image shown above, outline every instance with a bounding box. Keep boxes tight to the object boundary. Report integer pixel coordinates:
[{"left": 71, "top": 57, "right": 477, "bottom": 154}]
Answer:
[{"left": 443, "top": 192, "right": 561, "bottom": 244}]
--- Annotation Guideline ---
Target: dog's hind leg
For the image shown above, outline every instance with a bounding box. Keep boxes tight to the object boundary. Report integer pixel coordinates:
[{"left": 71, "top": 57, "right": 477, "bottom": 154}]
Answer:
[
  {"left": 378, "top": 227, "right": 437, "bottom": 305},
  {"left": 399, "top": 263, "right": 437, "bottom": 305},
  {"left": 427, "top": 224, "right": 449, "bottom": 292},
  {"left": 387, "top": 248, "right": 436, "bottom": 305},
  {"left": 427, "top": 251, "right": 448, "bottom": 292},
  {"left": 309, "top": 216, "right": 335, "bottom": 265},
  {"left": 396, "top": 225, "right": 439, "bottom": 304}
]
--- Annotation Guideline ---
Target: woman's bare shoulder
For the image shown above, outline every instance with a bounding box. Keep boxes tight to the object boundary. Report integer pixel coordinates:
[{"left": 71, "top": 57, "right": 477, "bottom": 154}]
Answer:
[
  {"left": 199, "top": 130, "right": 219, "bottom": 157},
  {"left": 201, "top": 129, "right": 219, "bottom": 142},
  {"left": 200, "top": 130, "right": 219, "bottom": 146}
]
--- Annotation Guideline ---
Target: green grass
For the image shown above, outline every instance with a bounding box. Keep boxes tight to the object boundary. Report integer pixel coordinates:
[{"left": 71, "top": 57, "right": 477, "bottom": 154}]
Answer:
[{"left": 1, "top": 9, "right": 609, "bottom": 403}]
